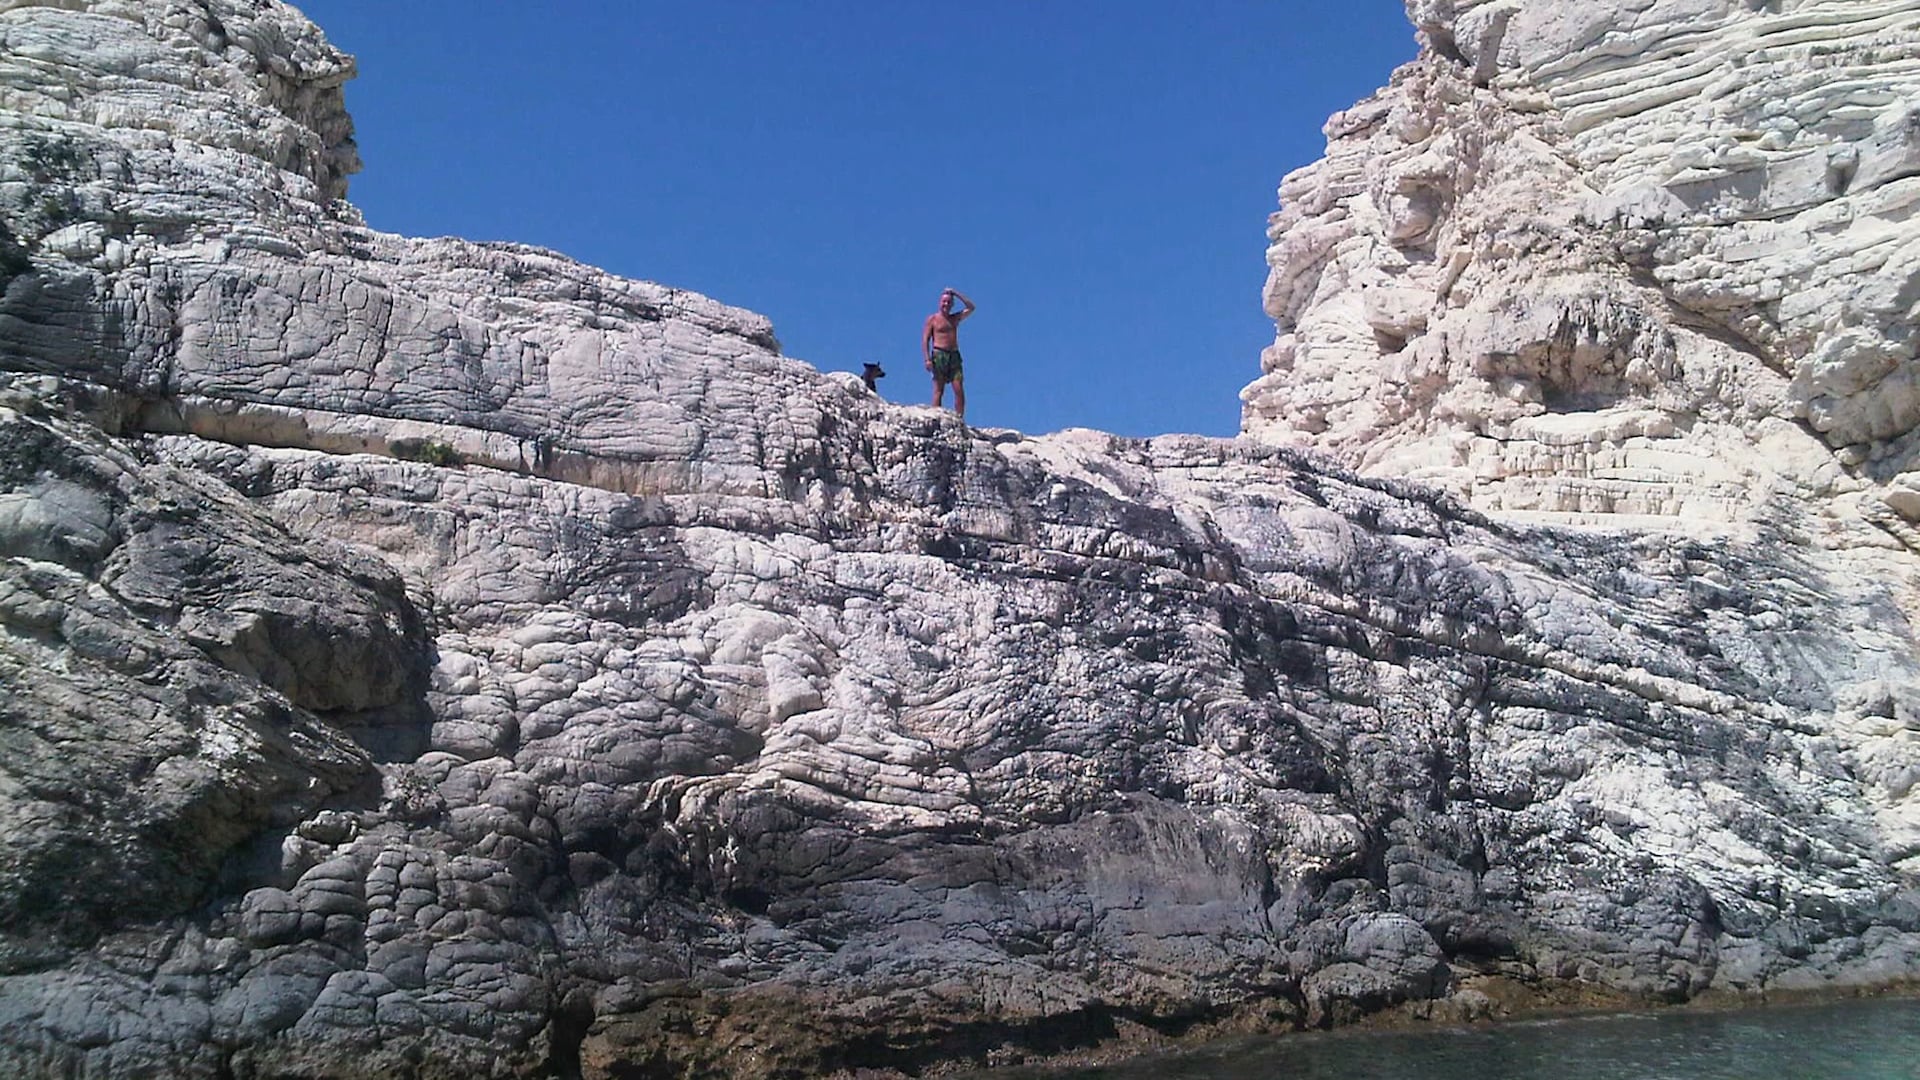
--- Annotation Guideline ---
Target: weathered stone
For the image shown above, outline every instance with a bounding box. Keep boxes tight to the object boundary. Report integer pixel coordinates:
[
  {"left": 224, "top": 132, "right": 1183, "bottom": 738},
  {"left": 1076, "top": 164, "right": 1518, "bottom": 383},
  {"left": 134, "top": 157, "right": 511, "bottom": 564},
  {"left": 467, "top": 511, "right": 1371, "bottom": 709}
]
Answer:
[
  {"left": 1244, "top": 0, "right": 1920, "bottom": 591},
  {"left": 0, "top": 2, "right": 1918, "bottom": 1078}
]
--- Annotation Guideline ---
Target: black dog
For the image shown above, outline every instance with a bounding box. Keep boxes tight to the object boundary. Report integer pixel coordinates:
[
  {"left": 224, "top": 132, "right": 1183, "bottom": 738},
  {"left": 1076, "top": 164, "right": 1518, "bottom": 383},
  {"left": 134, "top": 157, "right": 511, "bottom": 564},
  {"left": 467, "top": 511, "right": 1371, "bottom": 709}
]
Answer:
[{"left": 861, "top": 363, "right": 886, "bottom": 394}]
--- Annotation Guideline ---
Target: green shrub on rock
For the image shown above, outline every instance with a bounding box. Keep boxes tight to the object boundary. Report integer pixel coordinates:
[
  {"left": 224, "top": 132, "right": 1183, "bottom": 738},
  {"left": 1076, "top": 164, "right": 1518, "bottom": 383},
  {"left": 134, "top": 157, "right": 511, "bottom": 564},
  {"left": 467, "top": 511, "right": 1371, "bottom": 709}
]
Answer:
[{"left": 389, "top": 437, "right": 464, "bottom": 467}]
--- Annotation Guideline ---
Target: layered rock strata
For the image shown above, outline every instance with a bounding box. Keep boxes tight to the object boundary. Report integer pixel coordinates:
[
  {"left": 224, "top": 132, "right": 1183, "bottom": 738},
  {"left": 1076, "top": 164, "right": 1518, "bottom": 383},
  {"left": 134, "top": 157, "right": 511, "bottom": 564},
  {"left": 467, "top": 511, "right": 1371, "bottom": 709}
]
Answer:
[
  {"left": 2, "top": 2, "right": 1919, "bottom": 1078},
  {"left": 1245, "top": 0, "right": 1920, "bottom": 568}
]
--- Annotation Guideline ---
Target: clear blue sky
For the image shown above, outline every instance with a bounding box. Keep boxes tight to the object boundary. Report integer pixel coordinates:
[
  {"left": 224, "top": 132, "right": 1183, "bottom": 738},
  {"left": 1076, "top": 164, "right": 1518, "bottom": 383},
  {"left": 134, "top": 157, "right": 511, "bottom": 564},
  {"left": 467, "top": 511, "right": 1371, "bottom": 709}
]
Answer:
[{"left": 293, "top": 2, "right": 1417, "bottom": 438}]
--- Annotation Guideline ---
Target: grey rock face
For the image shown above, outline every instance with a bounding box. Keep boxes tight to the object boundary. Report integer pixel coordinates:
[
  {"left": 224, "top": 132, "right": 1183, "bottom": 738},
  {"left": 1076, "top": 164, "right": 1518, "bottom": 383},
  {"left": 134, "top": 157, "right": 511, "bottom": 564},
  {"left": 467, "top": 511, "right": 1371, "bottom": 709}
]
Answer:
[
  {"left": 1, "top": 2, "right": 1919, "bottom": 1078},
  {"left": 0, "top": 406, "right": 423, "bottom": 973}
]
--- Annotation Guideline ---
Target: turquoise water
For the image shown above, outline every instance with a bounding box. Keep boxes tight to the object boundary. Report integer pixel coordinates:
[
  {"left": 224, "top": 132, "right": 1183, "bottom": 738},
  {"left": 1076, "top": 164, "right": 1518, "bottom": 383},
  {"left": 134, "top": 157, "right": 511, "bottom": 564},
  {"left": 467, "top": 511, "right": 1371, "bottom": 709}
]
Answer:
[{"left": 982, "top": 997, "right": 1920, "bottom": 1079}]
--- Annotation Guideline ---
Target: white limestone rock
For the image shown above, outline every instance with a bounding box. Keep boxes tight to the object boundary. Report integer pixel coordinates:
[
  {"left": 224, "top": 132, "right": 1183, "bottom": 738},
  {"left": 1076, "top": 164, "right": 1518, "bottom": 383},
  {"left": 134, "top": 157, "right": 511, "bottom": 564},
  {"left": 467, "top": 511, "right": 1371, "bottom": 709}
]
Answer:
[{"left": 1245, "top": 0, "right": 1920, "bottom": 573}]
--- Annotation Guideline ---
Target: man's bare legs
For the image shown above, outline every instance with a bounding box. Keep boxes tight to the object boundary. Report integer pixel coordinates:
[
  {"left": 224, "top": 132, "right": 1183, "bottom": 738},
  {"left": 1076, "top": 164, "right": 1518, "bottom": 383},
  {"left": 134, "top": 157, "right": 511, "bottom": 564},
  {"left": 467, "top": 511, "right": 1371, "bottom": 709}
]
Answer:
[{"left": 931, "top": 377, "right": 965, "bottom": 420}]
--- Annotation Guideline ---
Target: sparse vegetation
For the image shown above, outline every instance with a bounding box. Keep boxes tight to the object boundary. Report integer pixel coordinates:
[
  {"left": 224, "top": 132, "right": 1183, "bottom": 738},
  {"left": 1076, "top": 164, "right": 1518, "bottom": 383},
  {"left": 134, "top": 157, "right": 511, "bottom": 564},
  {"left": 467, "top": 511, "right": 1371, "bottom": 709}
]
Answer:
[
  {"left": 390, "top": 437, "right": 465, "bottom": 467},
  {"left": 34, "top": 191, "right": 75, "bottom": 231},
  {"left": 19, "top": 136, "right": 86, "bottom": 183},
  {"left": 6, "top": 136, "right": 91, "bottom": 250},
  {"left": 0, "top": 221, "right": 30, "bottom": 282}
]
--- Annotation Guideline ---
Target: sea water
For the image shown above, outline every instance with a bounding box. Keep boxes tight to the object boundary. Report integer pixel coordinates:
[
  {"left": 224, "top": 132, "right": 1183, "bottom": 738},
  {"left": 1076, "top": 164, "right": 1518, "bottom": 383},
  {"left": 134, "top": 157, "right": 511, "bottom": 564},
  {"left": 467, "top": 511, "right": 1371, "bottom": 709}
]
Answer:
[{"left": 978, "top": 996, "right": 1920, "bottom": 1079}]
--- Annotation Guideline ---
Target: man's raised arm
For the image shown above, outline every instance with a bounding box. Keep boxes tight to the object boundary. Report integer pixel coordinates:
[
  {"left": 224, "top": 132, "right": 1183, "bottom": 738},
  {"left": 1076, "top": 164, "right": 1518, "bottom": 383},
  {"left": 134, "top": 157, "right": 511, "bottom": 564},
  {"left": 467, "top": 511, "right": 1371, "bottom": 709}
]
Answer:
[{"left": 948, "top": 288, "right": 976, "bottom": 321}]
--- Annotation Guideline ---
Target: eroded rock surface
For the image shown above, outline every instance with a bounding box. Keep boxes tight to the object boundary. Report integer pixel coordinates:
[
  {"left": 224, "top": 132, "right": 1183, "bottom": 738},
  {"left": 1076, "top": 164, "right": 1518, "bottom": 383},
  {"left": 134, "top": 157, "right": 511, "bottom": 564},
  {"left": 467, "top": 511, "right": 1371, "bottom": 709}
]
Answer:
[
  {"left": 1245, "top": 0, "right": 1920, "bottom": 565},
  {"left": 2, "top": 2, "right": 1919, "bottom": 1077}
]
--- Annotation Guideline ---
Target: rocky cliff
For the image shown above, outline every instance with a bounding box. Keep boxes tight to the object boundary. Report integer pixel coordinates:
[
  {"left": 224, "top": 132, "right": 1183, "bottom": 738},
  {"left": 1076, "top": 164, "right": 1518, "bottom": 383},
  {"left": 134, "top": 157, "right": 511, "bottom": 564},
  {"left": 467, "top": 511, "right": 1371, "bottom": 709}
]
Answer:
[
  {"left": 2, "top": 2, "right": 1919, "bottom": 1078},
  {"left": 1244, "top": 0, "right": 1920, "bottom": 570}
]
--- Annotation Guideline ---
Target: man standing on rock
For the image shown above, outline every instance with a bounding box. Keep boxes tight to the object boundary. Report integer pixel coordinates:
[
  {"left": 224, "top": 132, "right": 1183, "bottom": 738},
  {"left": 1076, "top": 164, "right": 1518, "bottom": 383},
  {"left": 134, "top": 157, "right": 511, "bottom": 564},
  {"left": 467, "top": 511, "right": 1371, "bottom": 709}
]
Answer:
[{"left": 923, "top": 287, "right": 976, "bottom": 419}]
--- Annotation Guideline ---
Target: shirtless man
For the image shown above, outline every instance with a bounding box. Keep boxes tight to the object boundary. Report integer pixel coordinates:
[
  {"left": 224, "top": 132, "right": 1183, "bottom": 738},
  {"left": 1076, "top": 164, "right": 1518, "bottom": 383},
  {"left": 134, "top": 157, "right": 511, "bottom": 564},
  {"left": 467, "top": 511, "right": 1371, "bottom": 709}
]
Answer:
[{"left": 922, "top": 287, "right": 976, "bottom": 419}]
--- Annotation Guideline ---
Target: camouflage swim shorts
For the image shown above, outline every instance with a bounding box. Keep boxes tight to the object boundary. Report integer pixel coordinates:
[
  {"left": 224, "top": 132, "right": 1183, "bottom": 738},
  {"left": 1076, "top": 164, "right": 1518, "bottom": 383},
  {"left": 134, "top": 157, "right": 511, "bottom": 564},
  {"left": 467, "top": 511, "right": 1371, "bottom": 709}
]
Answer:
[{"left": 930, "top": 347, "right": 963, "bottom": 381}]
